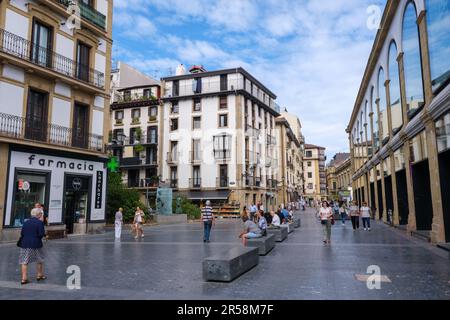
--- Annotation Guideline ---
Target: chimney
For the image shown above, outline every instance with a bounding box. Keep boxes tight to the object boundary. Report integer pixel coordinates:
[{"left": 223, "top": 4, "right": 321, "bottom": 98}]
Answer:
[{"left": 175, "top": 64, "right": 186, "bottom": 76}]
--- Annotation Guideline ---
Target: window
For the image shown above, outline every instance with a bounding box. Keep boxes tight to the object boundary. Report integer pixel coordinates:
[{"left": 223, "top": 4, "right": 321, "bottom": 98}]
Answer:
[
  {"left": 115, "top": 110, "right": 124, "bottom": 120},
  {"left": 378, "top": 68, "right": 389, "bottom": 145},
  {"left": 170, "top": 167, "right": 178, "bottom": 188},
  {"left": 147, "top": 126, "right": 157, "bottom": 144},
  {"left": 113, "top": 129, "right": 124, "bottom": 143},
  {"left": 129, "top": 127, "right": 140, "bottom": 145},
  {"left": 193, "top": 78, "right": 202, "bottom": 94},
  {"left": 426, "top": 0, "right": 450, "bottom": 93},
  {"left": 192, "top": 166, "right": 201, "bottom": 188},
  {"left": 123, "top": 90, "right": 131, "bottom": 101},
  {"left": 76, "top": 41, "right": 90, "bottom": 82},
  {"left": 219, "top": 165, "right": 228, "bottom": 187},
  {"left": 306, "top": 151, "right": 312, "bottom": 157},
  {"left": 169, "top": 141, "right": 178, "bottom": 163},
  {"left": 308, "top": 183, "right": 313, "bottom": 190},
  {"left": 192, "top": 139, "right": 201, "bottom": 162},
  {"left": 220, "top": 74, "right": 228, "bottom": 91},
  {"left": 192, "top": 116, "right": 201, "bottom": 130},
  {"left": 213, "top": 134, "right": 232, "bottom": 159},
  {"left": 171, "top": 101, "right": 179, "bottom": 114},
  {"left": 371, "top": 86, "right": 379, "bottom": 151},
  {"left": 307, "top": 161, "right": 312, "bottom": 167},
  {"left": 193, "top": 98, "right": 201, "bottom": 112},
  {"left": 131, "top": 109, "right": 140, "bottom": 122},
  {"left": 25, "top": 89, "right": 48, "bottom": 142},
  {"left": 172, "top": 80, "right": 179, "bottom": 97},
  {"left": 72, "top": 103, "right": 89, "bottom": 148},
  {"left": 258, "top": 107, "right": 261, "bottom": 117},
  {"left": 389, "top": 41, "right": 403, "bottom": 135},
  {"left": 143, "top": 89, "right": 151, "bottom": 99},
  {"left": 31, "top": 20, "right": 52, "bottom": 67},
  {"left": 170, "top": 118, "right": 178, "bottom": 131},
  {"left": 219, "top": 114, "right": 228, "bottom": 128},
  {"left": 146, "top": 147, "right": 157, "bottom": 165},
  {"left": 11, "top": 171, "right": 49, "bottom": 227},
  {"left": 436, "top": 111, "right": 450, "bottom": 153},
  {"left": 149, "top": 106, "right": 158, "bottom": 121},
  {"left": 219, "top": 96, "right": 228, "bottom": 109},
  {"left": 308, "top": 172, "right": 312, "bottom": 178},
  {"left": 403, "top": 3, "right": 424, "bottom": 118}
]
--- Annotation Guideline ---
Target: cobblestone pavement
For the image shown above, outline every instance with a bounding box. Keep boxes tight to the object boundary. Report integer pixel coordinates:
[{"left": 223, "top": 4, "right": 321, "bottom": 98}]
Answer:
[{"left": 0, "top": 208, "right": 449, "bottom": 300}]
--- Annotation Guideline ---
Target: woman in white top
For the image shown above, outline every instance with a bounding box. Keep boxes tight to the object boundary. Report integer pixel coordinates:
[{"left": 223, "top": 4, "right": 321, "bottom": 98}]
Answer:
[
  {"left": 133, "top": 207, "right": 145, "bottom": 239},
  {"left": 360, "top": 202, "right": 371, "bottom": 231},
  {"left": 269, "top": 211, "right": 281, "bottom": 227},
  {"left": 348, "top": 201, "right": 360, "bottom": 230},
  {"left": 319, "top": 201, "right": 333, "bottom": 245}
]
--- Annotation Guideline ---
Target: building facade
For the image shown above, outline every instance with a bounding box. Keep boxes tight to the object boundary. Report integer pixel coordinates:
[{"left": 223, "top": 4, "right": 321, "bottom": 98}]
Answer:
[
  {"left": 326, "top": 153, "right": 351, "bottom": 202},
  {"left": 0, "top": 0, "right": 113, "bottom": 241},
  {"left": 303, "top": 144, "right": 326, "bottom": 201},
  {"left": 109, "top": 62, "right": 161, "bottom": 208},
  {"left": 347, "top": 0, "right": 450, "bottom": 244},
  {"left": 160, "top": 67, "right": 282, "bottom": 210},
  {"left": 275, "top": 117, "right": 304, "bottom": 205}
]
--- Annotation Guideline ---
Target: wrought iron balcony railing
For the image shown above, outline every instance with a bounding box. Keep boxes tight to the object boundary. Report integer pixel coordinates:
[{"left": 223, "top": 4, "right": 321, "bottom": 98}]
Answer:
[
  {"left": 57, "top": 0, "right": 106, "bottom": 30},
  {"left": 213, "top": 149, "right": 231, "bottom": 160},
  {"left": 0, "top": 28, "right": 104, "bottom": 88},
  {"left": 189, "top": 178, "right": 202, "bottom": 189},
  {"left": 0, "top": 112, "right": 103, "bottom": 152},
  {"left": 167, "top": 152, "right": 178, "bottom": 164}
]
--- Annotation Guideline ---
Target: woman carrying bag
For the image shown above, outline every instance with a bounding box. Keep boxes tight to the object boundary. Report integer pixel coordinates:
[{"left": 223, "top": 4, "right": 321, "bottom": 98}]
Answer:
[
  {"left": 319, "top": 201, "right": 333, "bottom": 245},
  {"left": 133, "top": 207, "right": 145, "bottom": 239}
]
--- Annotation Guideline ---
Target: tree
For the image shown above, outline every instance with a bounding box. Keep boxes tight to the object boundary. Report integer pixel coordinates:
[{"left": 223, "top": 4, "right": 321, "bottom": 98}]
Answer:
[{"left": 106, "top": 172, "right": 147, "bottom": 223}]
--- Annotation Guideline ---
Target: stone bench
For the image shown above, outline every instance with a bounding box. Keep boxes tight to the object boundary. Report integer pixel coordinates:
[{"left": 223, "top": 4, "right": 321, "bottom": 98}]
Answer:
[
  {"left": 267, "top": 226, "right": 288, "bottom": 242},
  {"left": 203, "top": 247, "right": 259, "bottom": 282},
  {"left": 281, "top": 224, "right": 294, "bottom": 234},
  {"left": 292, "top": 218, "right": 301, "bottom": 228},
  {"left": 245, "top": 234, "right": 276, "bottom": 255}
]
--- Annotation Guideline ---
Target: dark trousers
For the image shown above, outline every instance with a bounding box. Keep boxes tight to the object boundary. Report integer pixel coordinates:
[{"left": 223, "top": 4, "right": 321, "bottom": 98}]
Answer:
[
  {"left": 362, "top": 217, "right": 371, "bottom": 229},
  {"left": 351, "top": 216, "right": 360, "bottom": 229},
  {"left": 203, "top": 221, "right": 212, "bottom": 241}
]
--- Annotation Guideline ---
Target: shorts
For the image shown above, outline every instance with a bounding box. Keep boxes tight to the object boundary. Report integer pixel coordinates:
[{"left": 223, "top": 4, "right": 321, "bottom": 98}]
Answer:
[{"left": 244, "top": 232, "right": 262, "bottom": 239}]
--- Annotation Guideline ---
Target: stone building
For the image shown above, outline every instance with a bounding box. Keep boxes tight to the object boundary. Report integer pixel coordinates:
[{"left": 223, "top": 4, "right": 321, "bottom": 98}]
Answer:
[
  {"left": 303, "top": 144, "right": 326, "bottom": 201},
  {"left": 0, "top": 0, "right": 113, "bottom": 240},
  {"left": 347, "top": 0, "right": 450, "bottom": 244}
]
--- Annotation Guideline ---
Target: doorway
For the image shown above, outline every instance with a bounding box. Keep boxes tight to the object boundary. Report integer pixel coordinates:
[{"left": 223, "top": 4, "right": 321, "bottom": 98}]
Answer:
[
  {"left": 385, "top": 176, "right": 394, "bottom": 223},
  {"left": 377, "top": 180, "right": 383, "bottom": 220},
  {"left": 438, "top": 149, "right": 450, "bottom": 242},
  {"left": 63, "top": 175, "right": 91, "bottom": 234},
  {"left": 370, "top": 182, "right": 375, "bottom": 211},
  {"left": 395, "top": 169, "right": 409, "bottom": 225},
  {"left": 411, "top": 160, "right": 433, "bottom": 231}
]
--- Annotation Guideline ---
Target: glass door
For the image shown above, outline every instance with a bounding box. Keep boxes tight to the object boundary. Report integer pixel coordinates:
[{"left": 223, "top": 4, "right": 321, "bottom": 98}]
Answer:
[
  {"left": 72, "top": 103, "right": 89, "bottom": 148},
  {"left": 76, "top": 42, "right": 90, "bottom": 82},
  {"left": 31, "top": 20, "right": 52, "bottom": 67}
]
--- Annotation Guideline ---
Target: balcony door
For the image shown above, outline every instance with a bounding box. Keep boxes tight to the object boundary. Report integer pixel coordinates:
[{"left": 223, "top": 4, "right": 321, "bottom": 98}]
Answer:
[
  {"left": 31, "top": 19, "right": 52, "bottom": 68},
  {"left": 219, "top": 164, "right": 228, "bottom": 187},
  {"left": 76, "top": 41, "right": 90, "bottom": 82},
  {"left": 25, "top": 89, "right": 48, "bottom": 142},
  {"left": 72, "top": 103, "right": 89, "bottom": 148}
]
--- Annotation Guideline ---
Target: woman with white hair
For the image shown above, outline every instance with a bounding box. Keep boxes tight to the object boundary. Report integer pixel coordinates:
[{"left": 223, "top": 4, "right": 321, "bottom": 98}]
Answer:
[{"left": 17, "top": 207, "right": 46, "bottom": 285}]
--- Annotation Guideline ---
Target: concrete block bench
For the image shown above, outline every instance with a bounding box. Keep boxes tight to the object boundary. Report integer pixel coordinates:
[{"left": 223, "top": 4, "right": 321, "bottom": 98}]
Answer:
[
  {"left": 267, "top": 226, "right": 288, "bottom": 242},
  {"left": 245, "top": 234, "right": 276, "bottom": 255},
  {"left": 292, "top": 218, "right": 301, "bottom": 228},
  {"left": 281, "top": 224, "right": 294, "bottom": 234},
  {"left": 203, "top": 247, "right": 259, "bottom": 282}
]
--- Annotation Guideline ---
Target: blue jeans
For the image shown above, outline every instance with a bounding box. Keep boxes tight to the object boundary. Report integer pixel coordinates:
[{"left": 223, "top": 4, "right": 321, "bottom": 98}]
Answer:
[
  {"left": 362, "top": 217, "right": 371, "bottom": 229},
  {"left": 340, "top": 213, "right": 346, "bottom": 224},
  {"left": 203, "top": 221, "right": 212, "bottom": 241}
]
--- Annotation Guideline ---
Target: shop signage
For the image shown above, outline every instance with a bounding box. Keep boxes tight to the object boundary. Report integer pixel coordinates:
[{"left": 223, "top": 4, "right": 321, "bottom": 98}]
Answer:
[
  {"left": 28, "top": 154, "right": 95, "bottom": 172},
  {"left": 72, "top": 178, "right": 82, "bottom": 191},
  {"left": 18, "top": 179, "right": 30, "bottom": 191},
  {"left": 95, "top": 171, "right": 103, "bottom": 209}
]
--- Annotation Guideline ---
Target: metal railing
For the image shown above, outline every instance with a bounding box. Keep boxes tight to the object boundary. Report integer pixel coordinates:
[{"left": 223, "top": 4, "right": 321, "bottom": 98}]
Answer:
[
  {"left": 167, "top": 152, "right": 178, "bottom": 164},
  {"left": 0, "top": 28, "right": 104, "bottom": 88},
  {"left": 213, "top": 149, "right": 231, "bottom": 160},
  {"left": 56, "top": 0, "right": 106, "bottom": 30},
  {"left": 190, "top": 151, "right": 202, "bottom": 163},
  {"left": 0, "top": 112, "right": 103, "bottom": 152},
  {"left": 189, "top": 178, "right": 202, "bottom": 189},
  {"left": 216, "top": 177, "right": 229, "bottom": 189}
]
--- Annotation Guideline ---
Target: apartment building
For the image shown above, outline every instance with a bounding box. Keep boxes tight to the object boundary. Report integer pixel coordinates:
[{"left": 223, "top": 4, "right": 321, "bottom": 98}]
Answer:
[
  {"left": 303, "top": 144, "right": 326, "bottom": 201},
  {"left": 347, "top": 0, "right": 450, "bottom": 244},
  {"left": 326, "top": 153, "right": 351, "bottom": 201},
  {"left": 275, "top": 117, "right": 304, "bottom": 205},
  {"left": 160, "top": 67, "right": 281, "bottom": 210},
  {"left": 0, "top": 0, "right": 113, "bottom": 240},
  {"left": 109, "top": 62, "right": 161, "bottom": 207}
]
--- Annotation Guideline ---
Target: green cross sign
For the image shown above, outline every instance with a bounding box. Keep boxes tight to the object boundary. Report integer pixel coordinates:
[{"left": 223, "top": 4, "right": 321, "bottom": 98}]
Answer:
[{"left": 107, "top": 156, "right": 119, "bottom": 173}]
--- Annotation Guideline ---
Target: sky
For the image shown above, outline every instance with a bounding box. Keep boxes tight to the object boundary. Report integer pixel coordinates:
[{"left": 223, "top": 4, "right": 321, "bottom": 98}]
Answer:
[{"left": 112, "top": 0, "right": 387, "bottom": 160}]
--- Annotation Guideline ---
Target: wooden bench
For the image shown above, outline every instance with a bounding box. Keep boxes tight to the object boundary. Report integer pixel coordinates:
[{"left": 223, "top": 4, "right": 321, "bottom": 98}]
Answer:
[
  {"left": 203, "top": 247, "right": 259, "bottom": 282},
  {"left": 267, "top": 226, "right": 288, "bottom": 242},
  {"left": 245, "top": 234, "right": 276, "bottom": 255}
]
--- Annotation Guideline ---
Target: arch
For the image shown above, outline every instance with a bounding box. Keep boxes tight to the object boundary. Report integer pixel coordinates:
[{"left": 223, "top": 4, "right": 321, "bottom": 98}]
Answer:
[
  {"left": 388, "top": 40, "right": 403, "bottom": 134},
  {"left": 402, "top": 0, "right": 424, "bottom": 119},
  {"left": 377, "top": 67, "right": 389, "bottom": 145},
  {"left": 371, "top": 85, "right": 379, "bottom": 151}
]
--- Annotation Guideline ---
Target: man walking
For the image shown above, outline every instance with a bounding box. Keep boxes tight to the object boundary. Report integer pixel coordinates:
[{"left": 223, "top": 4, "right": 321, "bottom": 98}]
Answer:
[
  {"left": 250, "top": 203, "right": 258, "bottom": 221},
  {"left": 202, "top": 200, "right": 214, "bottom": 243}
]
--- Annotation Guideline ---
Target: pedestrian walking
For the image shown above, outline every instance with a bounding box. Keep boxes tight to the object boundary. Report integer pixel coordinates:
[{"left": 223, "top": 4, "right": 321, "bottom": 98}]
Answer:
[
  {"left": 133, "top": 207, "right": 145, "bottom": 239},
  {"left": 360, "top": 202, "right": 372, "bottom": 231},
  {"left": 202, "top": 200, "right": 214, "bottom": 243},
  {"left": 339, "top": 203, "right": 348, "bottom": 225},
  {"left": 319, "top": 201, "right": 333, "bottom": 245},
  {"left": 18, "top": 208, "right": 46, "bottom": 285},
  {"left": 349, "top": 201, "right": 360, "bottom": 230},
  {"left": 115, "top": 208, "right": 123, "bottom": 239},
  {"left": 249, "top": 203, "right": 257, "bottom": 222}
]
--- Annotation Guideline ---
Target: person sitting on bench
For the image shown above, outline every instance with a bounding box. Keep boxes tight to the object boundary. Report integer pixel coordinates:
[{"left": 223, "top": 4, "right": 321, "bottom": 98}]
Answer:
[
  {"left": 239, "top": 215, "right": 262, "bottom": 245},
  {"left": 257, "top": 210, "right": 267, "bottom": 236},
  {"left": 269, "top": 211, "right": 281, "bottom": 228}
]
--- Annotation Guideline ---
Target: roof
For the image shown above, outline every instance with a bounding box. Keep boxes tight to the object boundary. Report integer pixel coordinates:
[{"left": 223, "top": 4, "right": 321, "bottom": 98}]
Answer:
[
  {"left": 329, "top": 153, "right": 351, "bottom": 167},
  {"left": 305, "top": 144, "right": 325, "bottom": 150}
]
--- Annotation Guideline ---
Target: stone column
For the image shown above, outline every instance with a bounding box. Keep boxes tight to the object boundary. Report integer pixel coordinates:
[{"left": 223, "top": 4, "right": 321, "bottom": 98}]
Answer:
[
  {"left": 373, "top": 165, "right": 380, "bottom": 218},
  {"left": 424, "top": 116, "right": 445, "bottom": 244},
  {"left": 403, "top": 140, "right": 417, "bottom": 232},
  {"left": 380, "top": 158, "right": 387, "bottom": 222},
  {"left": 417, "top": 10, "right": 433, "bottom": 106},
  {"left": 389, "top": 151, "right": 400, "bottom": 226}
]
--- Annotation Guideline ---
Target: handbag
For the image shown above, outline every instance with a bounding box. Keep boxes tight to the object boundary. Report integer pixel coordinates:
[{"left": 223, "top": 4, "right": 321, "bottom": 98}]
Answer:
[
  {"left": 331, "top": 217, "right": 335, "bottom": 225},
  {"left": 321, "top": 220, "right": 327, "bottom": 225},
  {"left": 16, "top": 236, "right": 23, "bottom": 248}
]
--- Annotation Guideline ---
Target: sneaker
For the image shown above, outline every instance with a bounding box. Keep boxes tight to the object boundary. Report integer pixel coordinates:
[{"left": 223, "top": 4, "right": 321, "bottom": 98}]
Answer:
[
  {"left": 364, "top": 228, "right": 367, "bottom": 231},
  {"left": 368, "top": 228, "right": 371, "bottom": 231},
  {"left": 134, "top": 236, "right": 138, "bottom": 239},
  {"left": 141, "top": 234, "right": 144, "bottom": 238}
]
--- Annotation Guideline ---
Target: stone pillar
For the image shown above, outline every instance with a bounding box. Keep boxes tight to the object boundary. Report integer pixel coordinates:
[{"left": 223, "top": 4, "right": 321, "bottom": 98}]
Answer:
[
  {"left": 417, "top": 10, "right": 434, "bottom": 106},
  {"left": 424, "top": 117, "right": 445, "bottom": 244},
  {"left": 389, "top": 151, "right": 400, "bottom": 226},
  {"left": 403, "top": 141, "right": 417, "bottom": 232},
  {"left": 0, "top": 143, "right": 9, "bottom": 239},
  {"left": 380, "top": 158, "right": 387, "bottom": 222}
]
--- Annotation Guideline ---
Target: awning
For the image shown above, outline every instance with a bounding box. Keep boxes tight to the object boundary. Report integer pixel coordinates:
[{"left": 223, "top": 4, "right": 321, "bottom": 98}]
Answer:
[{"left": 176, "top": 190, "right": 231, "bottom": 201}]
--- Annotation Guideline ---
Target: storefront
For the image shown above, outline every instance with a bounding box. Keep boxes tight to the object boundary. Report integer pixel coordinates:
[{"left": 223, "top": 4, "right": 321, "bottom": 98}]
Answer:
[{"left": 2, "top": 147, "right": 107, "bottom": 239}]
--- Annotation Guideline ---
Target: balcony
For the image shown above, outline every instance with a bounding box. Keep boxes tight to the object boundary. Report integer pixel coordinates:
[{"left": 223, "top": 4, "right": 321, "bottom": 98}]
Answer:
[
  {"left": 245, "top": 124, "right": 260, "bottom": 139},
  {"left": 214, "top": 149, "right": 231, "bottom": 161},
  {"left": 190, "top": 151, "right": 202, "bottom": 164},
  {"left": 111, "top": 92, "right": 159, "bottom": 109},
  {"left": 0, "top": 28, "right": 104, "bottom": 89},
  {"left": 245, "top": 176, "right": 254, "bottom": 188},
  {"left": 267, "top": 134, "right": 276, "bottom": 145},
  {"left": 167, "top": 151, "right": 178, "bottom": 164},
  {"left": 189, "top": 178, "right": 202, "bottom": 189},
  {"left": 0, "top": 112, "right": 103, "bottom": 152},
  {"left": 119, "top": 157, "right": 158, "bottom": 168},
  {"left": 56, "top": 0, "right": 106, "bottom": 30},
  {"left": 113, "top": 134, "right": 158, "bottom": 146},
  {"left": 216, "top": 177, "right": 229, "bottom": 189},
  {"left": 254, "top": 177, "right": 261, "bottom": 188}
]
